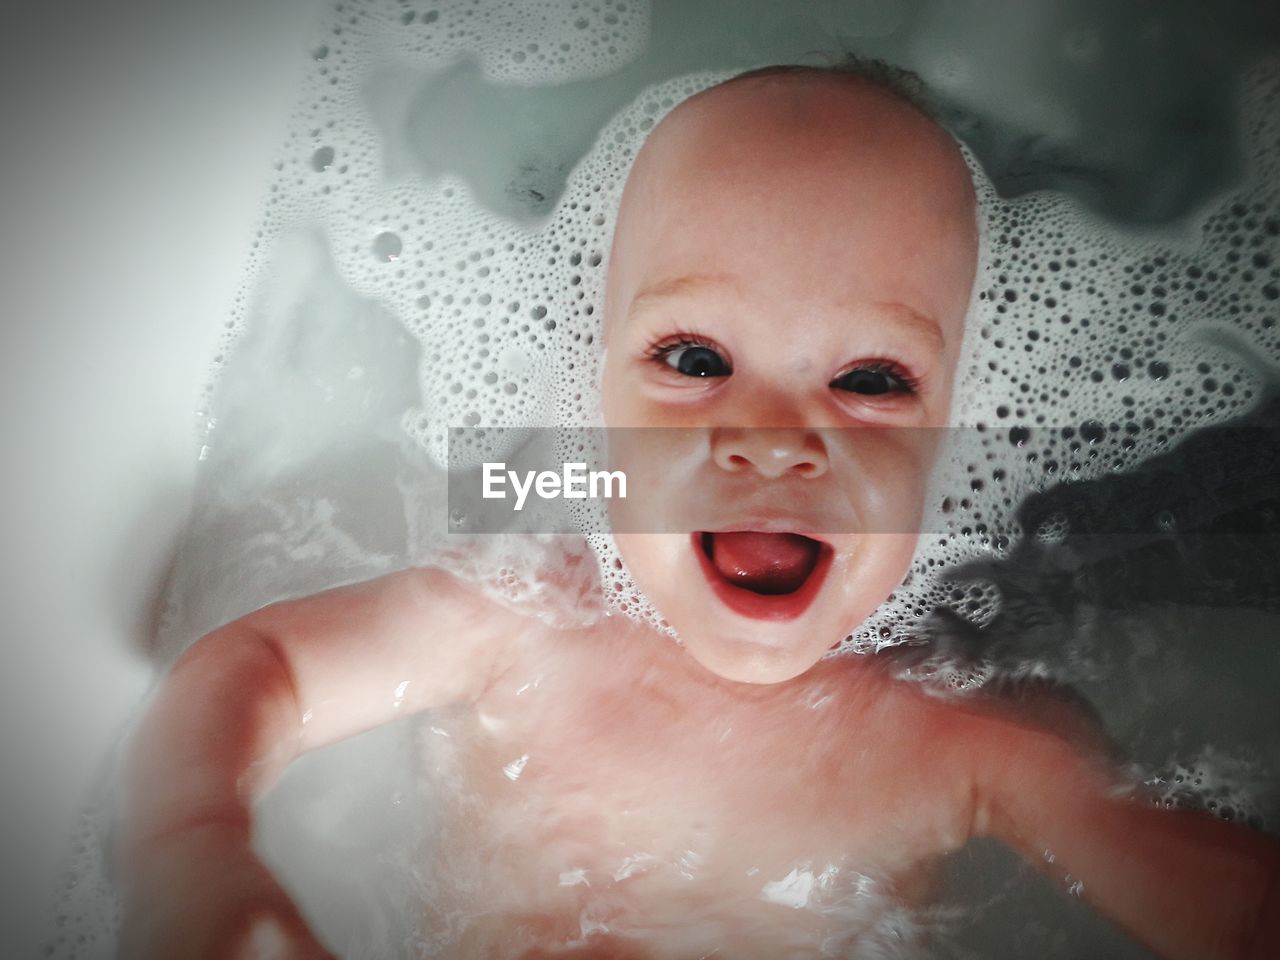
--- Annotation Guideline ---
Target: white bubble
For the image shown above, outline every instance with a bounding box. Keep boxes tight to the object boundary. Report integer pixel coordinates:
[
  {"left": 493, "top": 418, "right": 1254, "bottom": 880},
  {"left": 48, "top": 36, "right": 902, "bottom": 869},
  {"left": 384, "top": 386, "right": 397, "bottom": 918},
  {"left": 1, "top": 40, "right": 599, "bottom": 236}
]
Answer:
[
  {"left": 371, "top": 231, "right": 402, "bottom": 262},
  {"left": 310, "top": 145, "right": 335, "bottom": 171}
]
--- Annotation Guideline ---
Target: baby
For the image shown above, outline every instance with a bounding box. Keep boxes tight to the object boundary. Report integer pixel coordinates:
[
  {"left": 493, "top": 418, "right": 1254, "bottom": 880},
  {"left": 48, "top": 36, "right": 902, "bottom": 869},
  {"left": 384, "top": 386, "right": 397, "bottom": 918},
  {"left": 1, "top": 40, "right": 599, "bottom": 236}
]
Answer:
[{"left": 116, "top": 64, "right": 1280, "bottom": 959}]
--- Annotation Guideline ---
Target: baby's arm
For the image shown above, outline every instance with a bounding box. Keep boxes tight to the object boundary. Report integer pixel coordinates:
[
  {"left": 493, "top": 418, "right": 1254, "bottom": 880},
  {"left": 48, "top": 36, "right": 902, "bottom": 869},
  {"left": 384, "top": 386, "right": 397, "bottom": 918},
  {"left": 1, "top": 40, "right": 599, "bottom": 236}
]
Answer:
[
  {"left": 961, "top": 694, "right": 1280, "bottom": 960},
  {"left": 115, "top": 567, "right": 522, "bottom": 960}
]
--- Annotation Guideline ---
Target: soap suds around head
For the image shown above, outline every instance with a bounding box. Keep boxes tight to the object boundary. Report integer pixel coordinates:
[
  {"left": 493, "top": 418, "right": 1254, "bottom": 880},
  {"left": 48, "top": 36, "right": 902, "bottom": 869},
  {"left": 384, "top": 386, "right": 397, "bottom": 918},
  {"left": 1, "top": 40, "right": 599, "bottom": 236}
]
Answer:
[{"left": 197, "top": 1, "right": 1280, "bottom": 655}]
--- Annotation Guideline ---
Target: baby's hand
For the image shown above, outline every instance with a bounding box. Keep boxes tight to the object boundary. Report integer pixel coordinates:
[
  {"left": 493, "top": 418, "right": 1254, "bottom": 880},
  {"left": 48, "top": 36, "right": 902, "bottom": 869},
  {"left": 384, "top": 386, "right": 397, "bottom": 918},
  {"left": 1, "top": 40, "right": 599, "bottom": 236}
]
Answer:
[
  {"left": 961, "top": 681, "right": 1280, "bottom": 960},
  {"left": 119, "top": 822, "right": 335, "bottom": 960}
]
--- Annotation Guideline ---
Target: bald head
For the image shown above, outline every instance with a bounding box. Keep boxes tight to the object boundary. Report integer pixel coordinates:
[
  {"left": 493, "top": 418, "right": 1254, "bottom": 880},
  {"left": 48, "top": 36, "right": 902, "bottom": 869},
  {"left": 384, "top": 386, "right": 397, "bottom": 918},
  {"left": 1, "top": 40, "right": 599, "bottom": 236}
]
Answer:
[{"left": 604, "top": 71, "right": 978, "bottom": 351}]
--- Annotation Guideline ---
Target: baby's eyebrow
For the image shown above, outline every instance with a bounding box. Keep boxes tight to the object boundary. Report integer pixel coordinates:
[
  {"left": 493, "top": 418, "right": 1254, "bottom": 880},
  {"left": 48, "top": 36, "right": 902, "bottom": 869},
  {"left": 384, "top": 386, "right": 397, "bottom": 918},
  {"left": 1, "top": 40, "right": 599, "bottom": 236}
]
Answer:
[
  {"left": 627, "top": 276, "right": 946, "bottom": 353},
  {"left": 862, "top": 301, "right": 947, "bottom": 353},
  {"left": 627, "top": 272, "right": 739, "bottom": 319}
]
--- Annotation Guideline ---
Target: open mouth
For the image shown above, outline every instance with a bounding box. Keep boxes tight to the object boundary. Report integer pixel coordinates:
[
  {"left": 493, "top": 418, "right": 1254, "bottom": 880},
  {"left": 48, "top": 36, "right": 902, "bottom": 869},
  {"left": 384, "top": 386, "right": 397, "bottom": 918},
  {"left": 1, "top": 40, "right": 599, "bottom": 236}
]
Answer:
[{"left": 693, "top": 531, "right": 833, "bottom": 622}]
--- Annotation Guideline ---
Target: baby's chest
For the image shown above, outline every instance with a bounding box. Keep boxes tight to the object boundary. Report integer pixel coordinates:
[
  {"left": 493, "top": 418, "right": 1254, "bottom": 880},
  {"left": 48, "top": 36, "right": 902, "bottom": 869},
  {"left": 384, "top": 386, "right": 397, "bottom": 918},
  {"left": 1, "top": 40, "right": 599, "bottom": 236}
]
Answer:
[
  {"left": 415, "top": 644, "right": 966, "bottom": 956},
  {"left": 424, "top": 647, "right": 937, "bottom": 893}
]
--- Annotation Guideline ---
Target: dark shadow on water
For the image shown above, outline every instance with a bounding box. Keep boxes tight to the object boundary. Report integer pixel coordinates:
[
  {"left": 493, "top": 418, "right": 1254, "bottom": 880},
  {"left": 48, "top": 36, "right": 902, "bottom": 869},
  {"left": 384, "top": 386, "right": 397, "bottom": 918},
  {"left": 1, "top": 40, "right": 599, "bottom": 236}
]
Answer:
[
  {"left": 906, "top": 391, "right": 1280, "bottom": 957},
  {"left": 935, "top": 387, "right": 1280, "bottom": 671},
  {"left": 936, "top": 838, "right": 1158, "bottom": 960}
]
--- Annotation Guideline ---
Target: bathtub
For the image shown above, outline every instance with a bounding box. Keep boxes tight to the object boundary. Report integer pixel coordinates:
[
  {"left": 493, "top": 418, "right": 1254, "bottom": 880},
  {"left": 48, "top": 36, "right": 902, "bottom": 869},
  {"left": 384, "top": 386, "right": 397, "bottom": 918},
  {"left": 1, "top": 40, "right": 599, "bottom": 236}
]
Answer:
[
  {"left": 0, "top": 0, "right": 319, "bottom": 954},
  {"left": 2, "top": 1, "right": 1277, "bottom": 958}
]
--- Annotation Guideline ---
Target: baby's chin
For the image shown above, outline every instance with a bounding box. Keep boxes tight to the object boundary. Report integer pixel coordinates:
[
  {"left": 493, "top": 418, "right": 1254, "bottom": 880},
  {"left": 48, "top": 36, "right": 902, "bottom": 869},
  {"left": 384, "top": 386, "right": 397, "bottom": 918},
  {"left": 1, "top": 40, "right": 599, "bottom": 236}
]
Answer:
[{"left": 679, "top": 626, "right": 833, "bottom": 684}]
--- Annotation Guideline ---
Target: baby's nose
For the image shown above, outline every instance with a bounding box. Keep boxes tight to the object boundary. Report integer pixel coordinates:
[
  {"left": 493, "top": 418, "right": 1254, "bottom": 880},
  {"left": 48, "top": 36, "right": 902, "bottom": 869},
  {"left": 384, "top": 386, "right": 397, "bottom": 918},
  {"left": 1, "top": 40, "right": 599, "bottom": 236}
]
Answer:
[{"left": 710, "top": 427, "right": 829, "bottom": 479}]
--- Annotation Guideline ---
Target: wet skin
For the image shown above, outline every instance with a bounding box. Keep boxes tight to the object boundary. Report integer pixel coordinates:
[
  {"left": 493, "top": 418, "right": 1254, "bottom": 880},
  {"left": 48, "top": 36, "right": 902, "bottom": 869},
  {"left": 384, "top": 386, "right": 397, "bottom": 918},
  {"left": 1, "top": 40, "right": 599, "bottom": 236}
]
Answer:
[{"left": 423, "top": 610, "right": 978, "bottom": 958}]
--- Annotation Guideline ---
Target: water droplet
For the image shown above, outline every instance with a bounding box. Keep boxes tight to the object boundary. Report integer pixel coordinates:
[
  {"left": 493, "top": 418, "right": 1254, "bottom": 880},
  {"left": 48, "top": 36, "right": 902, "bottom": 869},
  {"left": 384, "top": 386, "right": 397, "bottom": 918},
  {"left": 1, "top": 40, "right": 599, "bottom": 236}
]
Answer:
[
  {"left": 310, "top": 146, "right": 335, "bottom": 171},
  {"left": 503, "top": 754, "right": 530, "bottom": 781},
  {"left": 372, "top": 231, "right": 402, "bottom": 262},
  {"left": 1079, "top": 420, "right": 1105, "bottom": 444}
]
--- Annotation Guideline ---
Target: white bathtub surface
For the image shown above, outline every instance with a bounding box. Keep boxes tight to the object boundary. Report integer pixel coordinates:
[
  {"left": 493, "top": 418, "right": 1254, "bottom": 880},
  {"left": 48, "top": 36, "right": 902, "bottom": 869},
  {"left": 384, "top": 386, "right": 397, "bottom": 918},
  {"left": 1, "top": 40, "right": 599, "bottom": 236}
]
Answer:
[{"left": 0, "top": 1, "right": 318, "bottom": 955}]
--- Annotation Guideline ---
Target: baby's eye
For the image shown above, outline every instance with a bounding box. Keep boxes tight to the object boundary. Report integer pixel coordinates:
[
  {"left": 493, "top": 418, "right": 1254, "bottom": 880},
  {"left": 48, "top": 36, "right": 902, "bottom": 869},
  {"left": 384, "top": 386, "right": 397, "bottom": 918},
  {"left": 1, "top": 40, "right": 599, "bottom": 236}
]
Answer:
[
  {"left": 656, "top": 342, "right": 732, "bottom": 378},
  {"left": 830, "top": 364, "right": 917, "bottom": 396}
]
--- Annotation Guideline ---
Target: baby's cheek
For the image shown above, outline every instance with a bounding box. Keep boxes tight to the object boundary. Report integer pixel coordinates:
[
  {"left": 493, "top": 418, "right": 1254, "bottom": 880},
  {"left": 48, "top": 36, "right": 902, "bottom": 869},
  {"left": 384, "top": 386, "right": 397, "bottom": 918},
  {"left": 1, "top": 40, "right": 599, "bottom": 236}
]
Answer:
[
  {"left": 837, "top": 432, "right": 932, "bottom": 534},
  {"left": 612, "top": 533, "right": 680, "bottom": 606},
  {"left": 597, "top": 356, "right": 629, "bottom": 426},
  {"left": 829, "top": 535, "right": 918, "bottom": 627},
  {"left": 599, "top": 363, "right": 667, "bottom": 429}
]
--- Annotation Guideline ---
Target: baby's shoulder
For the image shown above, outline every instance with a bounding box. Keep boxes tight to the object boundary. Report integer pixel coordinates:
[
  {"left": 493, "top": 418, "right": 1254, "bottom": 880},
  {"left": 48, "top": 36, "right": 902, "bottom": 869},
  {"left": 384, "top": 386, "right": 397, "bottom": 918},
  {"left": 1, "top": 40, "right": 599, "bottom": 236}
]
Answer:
[
  {"left": 909, "top": 671, "right": 1119, "bottom": 769},
  {"left": 406, "top": 564, "right": 569, "bottom": 641},
  {"left": 421, "top": 535, "right": 608, "bottom": 632}
]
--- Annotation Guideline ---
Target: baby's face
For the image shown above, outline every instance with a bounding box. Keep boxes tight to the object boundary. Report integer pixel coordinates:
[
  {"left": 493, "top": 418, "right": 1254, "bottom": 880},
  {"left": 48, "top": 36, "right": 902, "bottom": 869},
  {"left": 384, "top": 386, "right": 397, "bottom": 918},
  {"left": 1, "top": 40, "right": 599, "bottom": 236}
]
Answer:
[{"left": 601, "top": 74, "right": 978, "bottom": 683}]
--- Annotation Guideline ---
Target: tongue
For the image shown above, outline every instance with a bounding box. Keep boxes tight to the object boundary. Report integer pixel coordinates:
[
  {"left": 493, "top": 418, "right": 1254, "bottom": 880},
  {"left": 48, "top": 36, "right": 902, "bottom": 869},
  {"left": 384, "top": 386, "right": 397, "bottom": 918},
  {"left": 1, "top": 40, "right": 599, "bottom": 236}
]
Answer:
[{"left": 707, "top": 532, "right": 821, "bottom": 595}]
